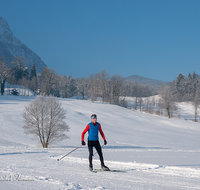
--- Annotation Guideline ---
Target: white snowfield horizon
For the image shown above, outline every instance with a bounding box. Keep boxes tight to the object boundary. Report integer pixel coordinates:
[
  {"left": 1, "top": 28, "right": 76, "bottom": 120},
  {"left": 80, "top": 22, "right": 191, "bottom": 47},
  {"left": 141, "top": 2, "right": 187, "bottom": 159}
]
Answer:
[{"left": 0, "top": 95, "right": 200, "bottom": 190}]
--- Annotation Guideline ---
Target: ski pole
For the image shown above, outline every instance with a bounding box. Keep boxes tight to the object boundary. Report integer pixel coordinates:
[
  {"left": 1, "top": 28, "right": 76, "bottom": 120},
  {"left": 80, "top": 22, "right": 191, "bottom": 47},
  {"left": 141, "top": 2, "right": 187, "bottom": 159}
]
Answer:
[
  {"left": 57, "top": 145, "right": 83, "bottom": 161},
  {"left": 93, "top": 144, "right": 105, "bottom": 156}
]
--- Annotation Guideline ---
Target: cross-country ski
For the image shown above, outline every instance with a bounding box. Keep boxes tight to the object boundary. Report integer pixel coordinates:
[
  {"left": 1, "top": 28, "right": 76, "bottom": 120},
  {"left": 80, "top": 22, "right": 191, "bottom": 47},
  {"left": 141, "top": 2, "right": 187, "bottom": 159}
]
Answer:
[{"left": 94, "top": 169, "right": 127, "bottom": 173}]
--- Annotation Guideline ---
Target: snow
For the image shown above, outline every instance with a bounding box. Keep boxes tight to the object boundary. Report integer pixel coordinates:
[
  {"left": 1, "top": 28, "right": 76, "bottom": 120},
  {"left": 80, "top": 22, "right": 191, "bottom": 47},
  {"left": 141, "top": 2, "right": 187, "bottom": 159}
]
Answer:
[
  {"left": 123, "top": 95, "right": 200, "bottom": 121},
  {"left": 0, "top": 16, "right": 22, "bottom": 46},
  {"left": 0, "top": 95, "right": 200, "bottom": 189}
]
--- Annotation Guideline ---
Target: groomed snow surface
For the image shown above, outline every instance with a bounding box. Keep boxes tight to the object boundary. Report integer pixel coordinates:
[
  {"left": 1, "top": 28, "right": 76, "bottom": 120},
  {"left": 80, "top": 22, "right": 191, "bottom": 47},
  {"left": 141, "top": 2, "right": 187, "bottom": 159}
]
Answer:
[{"left": 0, "top": 96, "right": 200, "bottom": 190}]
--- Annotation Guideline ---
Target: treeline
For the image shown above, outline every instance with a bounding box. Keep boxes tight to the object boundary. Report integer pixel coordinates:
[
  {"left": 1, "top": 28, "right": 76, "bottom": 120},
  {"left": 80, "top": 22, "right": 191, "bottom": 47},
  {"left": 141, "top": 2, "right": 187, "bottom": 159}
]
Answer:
[
  {"left": 1, "top": 56, "right": 200, "bottom": 121},
  {"left": 126, "top": 72, "right": 200, "bottom": 120},
  {"left": 172, "top": 72, "right": 199, "bottom": 102},
  {"left": 159, "top": 72, "right": 200, "bottom": 121},
  {"left": 0, "top": 56, "right": 158, "bottom": 105},
  {"left": 0, "top": 56, "right": 37, "bottom": 95}
]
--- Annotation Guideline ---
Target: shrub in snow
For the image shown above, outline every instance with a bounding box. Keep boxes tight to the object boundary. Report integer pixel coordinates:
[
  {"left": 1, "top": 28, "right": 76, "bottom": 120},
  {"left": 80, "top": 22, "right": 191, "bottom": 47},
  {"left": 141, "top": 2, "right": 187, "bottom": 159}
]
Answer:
[{"left": 11, "top": 89, "right": 19, "bottom": 96}]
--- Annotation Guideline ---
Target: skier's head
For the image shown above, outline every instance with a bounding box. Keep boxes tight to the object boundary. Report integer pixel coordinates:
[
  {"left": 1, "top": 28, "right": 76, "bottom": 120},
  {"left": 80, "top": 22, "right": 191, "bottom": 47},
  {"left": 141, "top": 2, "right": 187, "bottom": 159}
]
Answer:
[{"left": 91, "top": 114, "right": 97, "bottom": 123}]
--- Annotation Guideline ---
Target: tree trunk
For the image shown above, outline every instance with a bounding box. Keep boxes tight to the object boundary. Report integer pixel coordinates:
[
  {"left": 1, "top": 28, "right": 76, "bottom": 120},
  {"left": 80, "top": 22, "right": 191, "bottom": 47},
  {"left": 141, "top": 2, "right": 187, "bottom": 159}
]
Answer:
[
  {"left": 139, "top": 98, "right": 142, "bottom": 111},
  {"left": 194, "top": 104, "right": 197, "bottom": 122},
  {"left": 166, "top": 103, "right": 171, "bottom": 118},
  {"left": 135, "top": 96, "right": 137, "bottom": 110},
  {"left": 0, "top": 79, "right": 6, "bottom": 95}
]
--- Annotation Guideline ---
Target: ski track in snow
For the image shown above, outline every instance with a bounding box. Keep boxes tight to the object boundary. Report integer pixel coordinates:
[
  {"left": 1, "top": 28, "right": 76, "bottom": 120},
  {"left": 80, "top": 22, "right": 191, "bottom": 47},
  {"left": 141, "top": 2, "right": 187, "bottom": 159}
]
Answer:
[
  {"left": 0, "top": 147, "right": 200, "bottom": 190},
  {"left": 0, "top": 96, "right": 200, "bottom": 189}
]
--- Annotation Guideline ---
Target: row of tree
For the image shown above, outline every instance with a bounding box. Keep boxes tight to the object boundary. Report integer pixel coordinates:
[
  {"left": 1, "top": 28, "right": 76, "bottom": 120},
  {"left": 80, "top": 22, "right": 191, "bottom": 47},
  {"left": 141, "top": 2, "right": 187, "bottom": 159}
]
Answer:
[
  {"left": 0, "top": 56, "right": 158, "bottom": 105},
  {"left": 2, "top": 56, "right": 200, "bottom": 121},
  {"left": 158, "top": 72, "right": 200, "bottom": 121},
  {"left": 0, "top": 56, "right": 37, "bottom": 95},
  {"left": 172, "top": 72, "right": 199, "bottom": 102}
]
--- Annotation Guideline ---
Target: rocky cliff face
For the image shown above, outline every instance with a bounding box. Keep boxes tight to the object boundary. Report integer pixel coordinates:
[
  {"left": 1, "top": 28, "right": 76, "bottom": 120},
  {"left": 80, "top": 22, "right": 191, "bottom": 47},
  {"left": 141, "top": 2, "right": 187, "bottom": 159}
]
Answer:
[{"left": 0, "top": 16, "right": 46, "bottom": 73}]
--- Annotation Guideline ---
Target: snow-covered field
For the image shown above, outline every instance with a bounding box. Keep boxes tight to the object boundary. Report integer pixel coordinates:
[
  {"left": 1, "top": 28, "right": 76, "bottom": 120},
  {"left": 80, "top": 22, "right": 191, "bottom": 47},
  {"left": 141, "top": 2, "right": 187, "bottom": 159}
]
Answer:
[
  {"left": 123, "top": 95, "right": 200, "bottom": 121},
  {"left": 0, "top": 95, "right": 200, "bottom": 189}
]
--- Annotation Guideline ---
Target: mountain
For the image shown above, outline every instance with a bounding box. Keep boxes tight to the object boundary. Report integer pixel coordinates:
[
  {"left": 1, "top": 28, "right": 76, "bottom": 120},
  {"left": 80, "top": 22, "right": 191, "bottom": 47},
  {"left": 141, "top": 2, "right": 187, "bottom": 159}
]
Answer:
[
  {"left": 0, "top": 16, "right": 46, "bottom": 73},
  {"left": 125, "top": 75, "right": 168, "bottom": 86}
]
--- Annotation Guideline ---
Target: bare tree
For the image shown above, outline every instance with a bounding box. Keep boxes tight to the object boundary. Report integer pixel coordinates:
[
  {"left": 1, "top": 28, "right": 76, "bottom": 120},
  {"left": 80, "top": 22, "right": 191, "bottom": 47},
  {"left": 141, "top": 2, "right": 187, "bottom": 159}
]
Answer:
[
  {"left": 193, "top": 85, "right": 200, "bottom": 122},
  {"left": 160, "top": 85, "right": 177, "bottom": 118},
  {"left": 155, "top": 98, "right": 162, "bottom": 116},
  {"left": 67, "top": 77, "right": 77, "bottom": 98},
  {"left": 76, "top": 77, "right": 89, "bottom": 99},
  {"left": 20, "top": 77, "right": 30, "bottom": 96},
  {"left": 87, "top": 70, "right": 111, "bottom": 102},
  {"left": 135, "top": 85, "right": 143, "bottom": 111},
  {"left": 88, "top": 74, "right": 97, "bottom": 102},
  {"left": 22, "top": 96, "right": 69, "bottom": 148},
  {"left": 11, "top": 56, "right": 28, "bottom": 83},
  {"left": 144, "top": 85, "right": 150, "bottom": 112},
  {"left": 110, "top": 75, "right": 124, "bottom": 105},
  {"left": 119, "top": 97, "right": 127, "bottom": 108},
  {"left": 134, "top": 83, "right": 139, "bottom": 110},
  {"left": 39, "top": 67, "right": 56, "bottom": 96},
  {"left": 0, "top": 56, "right": 12, "bottom": 95},
  {"left": 56, "top": 75, "right": 69, "bottom": 98},
  {"left": 148, "top": 96, "right": 156, "bottom": 114},
  {"left": 29, "top": 77, "right": 37, "bottom": 96},
  {"left": 98, "top": 70, "right": 110, "bottom": 102}
]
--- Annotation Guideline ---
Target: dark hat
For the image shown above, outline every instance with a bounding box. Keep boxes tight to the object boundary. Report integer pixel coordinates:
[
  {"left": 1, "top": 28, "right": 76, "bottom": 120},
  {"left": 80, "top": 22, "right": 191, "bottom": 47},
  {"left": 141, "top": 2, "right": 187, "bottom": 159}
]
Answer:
[{"left": 91, "top": 114, "right": 97, "bottom": 119}]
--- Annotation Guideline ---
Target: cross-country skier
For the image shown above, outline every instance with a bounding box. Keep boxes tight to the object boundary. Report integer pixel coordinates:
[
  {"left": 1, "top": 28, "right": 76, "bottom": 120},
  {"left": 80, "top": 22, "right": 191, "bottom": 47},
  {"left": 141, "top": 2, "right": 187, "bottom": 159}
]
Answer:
[{"left": 81, "top": 114, "right": 109, "bottom": 171}]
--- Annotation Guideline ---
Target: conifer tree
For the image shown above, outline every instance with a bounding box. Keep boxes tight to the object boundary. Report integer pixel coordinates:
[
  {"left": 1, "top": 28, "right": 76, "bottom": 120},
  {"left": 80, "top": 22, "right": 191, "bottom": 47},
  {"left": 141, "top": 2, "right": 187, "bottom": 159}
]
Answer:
[
  {"left": 11, "top": 57, "right": 27, "bottom": 83},
  {"left": 188, "top": 73, "right": 192, "bottom": 79},
  {"left": 67, "top": 78, "right": 76, "bottom": 98},
  {"left": 192, "top": 72, "right": 198, "bottom": 80},
  {"left": 30, "top": 64, "right": 37, "bottom": 80}
]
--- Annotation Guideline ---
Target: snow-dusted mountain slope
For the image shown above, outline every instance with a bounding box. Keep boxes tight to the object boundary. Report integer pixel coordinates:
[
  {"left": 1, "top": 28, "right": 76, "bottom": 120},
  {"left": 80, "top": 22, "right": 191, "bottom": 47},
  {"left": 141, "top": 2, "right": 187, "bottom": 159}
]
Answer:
[
  {"left": 125, "top": 75, "right": 168, "bottom": 86},
  {"left": 0, "top": 96, "right": 200, "bottom": 189},
  {"left": 0, "top": 16, "right": 46, "bottom": 72}
]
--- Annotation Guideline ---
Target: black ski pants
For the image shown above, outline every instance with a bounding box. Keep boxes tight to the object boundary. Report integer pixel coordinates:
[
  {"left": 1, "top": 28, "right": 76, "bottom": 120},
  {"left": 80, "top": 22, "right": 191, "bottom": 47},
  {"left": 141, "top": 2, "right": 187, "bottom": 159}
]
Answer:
[{"left": 88, "top": 140, "right": 104, "bottom": 167}]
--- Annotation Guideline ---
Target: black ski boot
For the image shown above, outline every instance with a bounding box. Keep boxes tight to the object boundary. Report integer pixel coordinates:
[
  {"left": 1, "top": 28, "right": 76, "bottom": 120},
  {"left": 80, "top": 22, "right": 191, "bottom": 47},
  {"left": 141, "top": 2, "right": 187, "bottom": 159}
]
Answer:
[
  {"left": 89, "top": 165, "right": 93, "bottom": 171},
  {"left": 101, "top": 164, "right": 110, "bottom": 171}
]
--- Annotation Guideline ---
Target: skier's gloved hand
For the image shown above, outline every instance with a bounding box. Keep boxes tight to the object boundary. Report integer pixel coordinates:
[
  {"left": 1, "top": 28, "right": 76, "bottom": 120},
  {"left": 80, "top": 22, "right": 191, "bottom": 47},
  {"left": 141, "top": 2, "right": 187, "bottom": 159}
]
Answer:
[
  {"left": 82, "top": 141, "right": 86, "bottom": 146},
  {"left": 104, "top": 140, "right": 107, "bottom": 145}
]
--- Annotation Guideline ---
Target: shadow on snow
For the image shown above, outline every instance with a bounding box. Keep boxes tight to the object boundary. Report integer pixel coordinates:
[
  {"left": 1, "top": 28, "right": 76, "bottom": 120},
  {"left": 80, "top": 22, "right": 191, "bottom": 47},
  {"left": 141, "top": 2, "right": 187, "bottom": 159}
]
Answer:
[{"left": 0, "top": 151, "right": 48, "bottom": 156}]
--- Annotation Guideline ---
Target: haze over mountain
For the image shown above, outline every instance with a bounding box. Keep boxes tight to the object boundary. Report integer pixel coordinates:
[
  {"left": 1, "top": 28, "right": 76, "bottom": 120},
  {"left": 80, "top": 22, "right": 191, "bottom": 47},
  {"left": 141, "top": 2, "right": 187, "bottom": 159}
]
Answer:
[
  {"left": 0, "top": 16, "right": 46, "bottom": 73},
  {"left": 126, "top": 75, "right": 169, "bottom": 86}
]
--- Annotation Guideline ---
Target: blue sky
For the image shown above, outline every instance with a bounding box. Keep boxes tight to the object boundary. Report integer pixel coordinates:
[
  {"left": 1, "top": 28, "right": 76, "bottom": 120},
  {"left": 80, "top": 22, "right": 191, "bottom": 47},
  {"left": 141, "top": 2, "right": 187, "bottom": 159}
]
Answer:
[{"left": 1, "top": 0, "right": 200, "bottom": 82}]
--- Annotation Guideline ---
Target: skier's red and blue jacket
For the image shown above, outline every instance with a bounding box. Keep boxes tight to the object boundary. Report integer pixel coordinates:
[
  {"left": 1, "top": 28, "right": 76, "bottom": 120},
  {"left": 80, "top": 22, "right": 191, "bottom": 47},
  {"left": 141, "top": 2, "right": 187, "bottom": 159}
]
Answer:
[{"left": 81, "top": 122, "right": 106, "bottom": 141}]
